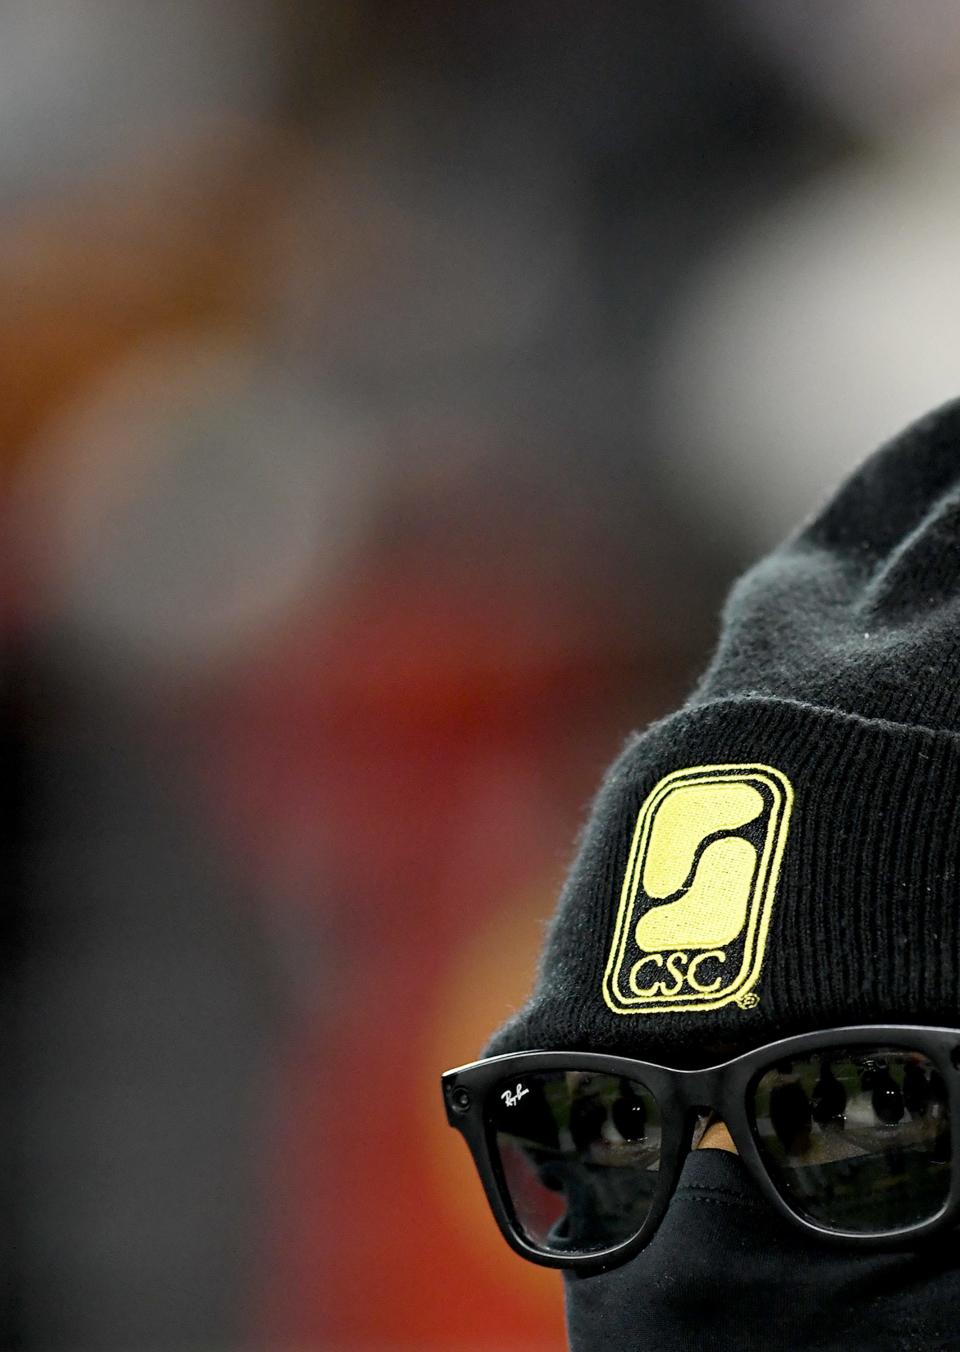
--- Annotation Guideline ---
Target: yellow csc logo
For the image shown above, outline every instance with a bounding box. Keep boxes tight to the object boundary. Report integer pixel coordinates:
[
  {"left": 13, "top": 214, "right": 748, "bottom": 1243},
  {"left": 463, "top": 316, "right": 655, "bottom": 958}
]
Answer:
[{"left": 602, "top": 763, "right": 793, "bottom": 1015}]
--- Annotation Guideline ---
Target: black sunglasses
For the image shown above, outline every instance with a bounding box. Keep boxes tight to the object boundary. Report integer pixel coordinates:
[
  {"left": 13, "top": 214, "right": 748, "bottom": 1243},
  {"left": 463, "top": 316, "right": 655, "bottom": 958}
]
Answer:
[{"left": 441, "top": 1025, "right": 960, "bottom": 1271}]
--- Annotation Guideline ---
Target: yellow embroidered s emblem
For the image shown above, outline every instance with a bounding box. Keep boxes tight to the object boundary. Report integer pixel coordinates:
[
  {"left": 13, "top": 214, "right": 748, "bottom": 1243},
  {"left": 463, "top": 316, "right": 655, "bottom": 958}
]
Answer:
[{"left": 602, "top": 763, "right": 793, "bottom": 1014}]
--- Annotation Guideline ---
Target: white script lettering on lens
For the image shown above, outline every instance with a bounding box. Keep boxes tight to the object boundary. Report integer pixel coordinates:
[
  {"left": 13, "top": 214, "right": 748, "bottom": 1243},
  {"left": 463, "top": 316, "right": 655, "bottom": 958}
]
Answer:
[{"left": 501, "top": 1083, "right": 529, "bottom": 1108}]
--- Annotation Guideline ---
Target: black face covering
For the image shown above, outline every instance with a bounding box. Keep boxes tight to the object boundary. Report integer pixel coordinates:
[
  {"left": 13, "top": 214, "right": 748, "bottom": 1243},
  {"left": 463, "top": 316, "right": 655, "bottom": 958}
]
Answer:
[{"left": 564, "top": 1150, "right": 960, "bottom": 1352}]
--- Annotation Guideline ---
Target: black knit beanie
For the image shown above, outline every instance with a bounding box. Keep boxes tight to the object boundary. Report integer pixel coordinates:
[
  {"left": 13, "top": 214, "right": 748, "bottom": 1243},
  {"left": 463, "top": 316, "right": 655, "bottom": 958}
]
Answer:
[{"left": 486, "top": 398, "right": 960, "bottom": 1064}]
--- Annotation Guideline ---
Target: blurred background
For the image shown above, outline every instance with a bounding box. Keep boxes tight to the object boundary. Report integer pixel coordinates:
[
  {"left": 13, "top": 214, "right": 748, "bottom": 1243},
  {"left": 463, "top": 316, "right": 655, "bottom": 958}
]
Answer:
[{"left": 4, "top": 2, "right": 960, "bottom": 1349}]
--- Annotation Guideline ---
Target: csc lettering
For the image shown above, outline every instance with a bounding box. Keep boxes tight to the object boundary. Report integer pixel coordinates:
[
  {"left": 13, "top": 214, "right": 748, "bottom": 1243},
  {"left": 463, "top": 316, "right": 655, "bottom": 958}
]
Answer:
[{"left": 628, "top": 950, "right": 726, "bottom": 998}]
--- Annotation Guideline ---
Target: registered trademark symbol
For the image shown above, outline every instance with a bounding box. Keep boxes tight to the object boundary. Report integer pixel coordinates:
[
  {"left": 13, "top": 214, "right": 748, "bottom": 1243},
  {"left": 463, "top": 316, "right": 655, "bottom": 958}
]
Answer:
[{"left": 736, "top": 992, "right": 760, "bottom": 1010}]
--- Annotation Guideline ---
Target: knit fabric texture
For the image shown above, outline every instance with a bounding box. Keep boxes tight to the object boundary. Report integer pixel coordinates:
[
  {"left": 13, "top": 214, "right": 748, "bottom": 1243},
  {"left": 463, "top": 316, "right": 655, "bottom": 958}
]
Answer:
[{"left": 486, "top": 398, "right": 960, "bottom": 1064}]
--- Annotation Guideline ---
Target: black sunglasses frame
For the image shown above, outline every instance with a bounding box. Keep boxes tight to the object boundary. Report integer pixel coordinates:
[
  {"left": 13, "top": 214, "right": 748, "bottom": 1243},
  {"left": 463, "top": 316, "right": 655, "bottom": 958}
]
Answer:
[{"left": 442, "top": 1025, "right": 960, "bottom": 1272}]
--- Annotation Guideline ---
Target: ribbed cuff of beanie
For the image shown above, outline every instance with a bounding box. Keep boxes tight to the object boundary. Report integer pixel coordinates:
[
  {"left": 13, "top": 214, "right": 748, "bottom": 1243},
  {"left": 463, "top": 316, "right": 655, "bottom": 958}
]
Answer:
[{"left": 485, "top": 696, "right": 960, "bottom": 1062}]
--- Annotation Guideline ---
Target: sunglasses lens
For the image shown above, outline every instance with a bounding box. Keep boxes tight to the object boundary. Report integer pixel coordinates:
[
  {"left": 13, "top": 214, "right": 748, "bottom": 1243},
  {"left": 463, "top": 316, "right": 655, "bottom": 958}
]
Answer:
[
  {"left": 489, "top": 1070, "right": 662, "bottom": 1255},
  {"left": 752, "top": 1046, "right": 951, "bottom": 1234}
]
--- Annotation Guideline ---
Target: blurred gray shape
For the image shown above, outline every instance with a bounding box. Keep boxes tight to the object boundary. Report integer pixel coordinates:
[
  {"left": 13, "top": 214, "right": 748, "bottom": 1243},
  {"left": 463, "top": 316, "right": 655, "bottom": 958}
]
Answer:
[
  {"left": 650, "top": 105, "right": 960, "bottom": 546},
  {"left": 14, "top": 340, "right": 375, "bottom": 676},
  {"left": 0, "top": 0, "right": 281, "bottom": 201},
  {"left": 14, "top": 666, "right": 282, "bottom": 1351},
  {"left": 734, "top": 0, "right": 960, "bottom": 139}
]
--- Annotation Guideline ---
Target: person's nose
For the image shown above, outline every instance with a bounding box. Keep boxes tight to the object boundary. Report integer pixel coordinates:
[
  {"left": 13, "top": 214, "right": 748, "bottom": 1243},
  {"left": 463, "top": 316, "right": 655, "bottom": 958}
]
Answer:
[{"left": 695, "top": 1117, "right": 738, "bottom": 1153}]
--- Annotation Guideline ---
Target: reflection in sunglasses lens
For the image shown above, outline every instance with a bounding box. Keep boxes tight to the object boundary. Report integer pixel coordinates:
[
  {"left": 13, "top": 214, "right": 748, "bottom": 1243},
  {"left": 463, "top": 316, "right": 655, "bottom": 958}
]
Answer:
[
  {"left": 752, "top": 1046, "right": 951, "bottom": 1233},
  {"left": 490, "top": 1070, "right": 661, "bottom": 1255}
]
